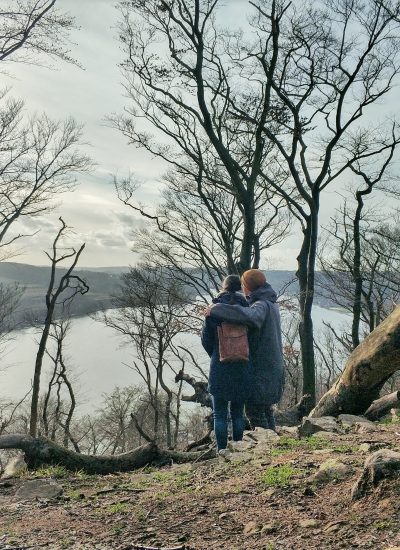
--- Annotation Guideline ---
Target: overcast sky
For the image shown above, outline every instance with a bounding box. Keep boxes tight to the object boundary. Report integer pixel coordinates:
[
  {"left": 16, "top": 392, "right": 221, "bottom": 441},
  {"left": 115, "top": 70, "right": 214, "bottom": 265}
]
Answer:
[{"left": 5, "top": 0, "right": 398, "bottom": 270}]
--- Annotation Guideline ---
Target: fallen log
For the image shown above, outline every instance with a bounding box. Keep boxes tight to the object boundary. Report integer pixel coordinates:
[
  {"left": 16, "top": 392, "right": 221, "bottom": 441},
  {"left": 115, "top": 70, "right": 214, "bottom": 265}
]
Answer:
[
  {"left": 311, "top": 305, "right": 400, "bottom": 418},
  {"left": 0, "top": 434, "right": 215, "bottom": 474},
  {"left": 364, "top": 390, "right": 400, "bottom": 421}
]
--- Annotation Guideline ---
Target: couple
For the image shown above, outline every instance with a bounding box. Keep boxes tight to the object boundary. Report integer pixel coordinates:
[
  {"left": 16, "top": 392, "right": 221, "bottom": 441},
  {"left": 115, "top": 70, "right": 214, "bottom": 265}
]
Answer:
[{"left": 202, "top": 269, "right": 284, "bottom": 452}]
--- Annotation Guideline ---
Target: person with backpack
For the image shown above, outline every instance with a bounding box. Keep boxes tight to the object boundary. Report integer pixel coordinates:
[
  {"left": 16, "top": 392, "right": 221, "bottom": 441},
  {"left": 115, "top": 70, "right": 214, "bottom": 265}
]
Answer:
[
  {"left": 206, "top": 269, "right": 284, "bottom": 431},
  {"left": 201, "top": 275, "right": 252, "bottom": 452}
]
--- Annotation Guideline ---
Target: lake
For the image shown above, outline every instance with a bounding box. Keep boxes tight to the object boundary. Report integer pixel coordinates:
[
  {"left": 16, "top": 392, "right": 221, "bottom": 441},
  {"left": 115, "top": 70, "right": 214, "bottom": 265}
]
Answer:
[{"left": 0, "top": 306, "right": 350, "bottom": 412}]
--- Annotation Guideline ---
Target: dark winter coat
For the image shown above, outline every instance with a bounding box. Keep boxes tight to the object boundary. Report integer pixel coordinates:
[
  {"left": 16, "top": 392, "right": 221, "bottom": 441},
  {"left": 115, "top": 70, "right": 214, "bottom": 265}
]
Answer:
[
  {"left": 201, "top": 291, "right": 252, "bottom": 403},
  {"left": 210, "top": 283, "right": 284, "bottom": 405}
]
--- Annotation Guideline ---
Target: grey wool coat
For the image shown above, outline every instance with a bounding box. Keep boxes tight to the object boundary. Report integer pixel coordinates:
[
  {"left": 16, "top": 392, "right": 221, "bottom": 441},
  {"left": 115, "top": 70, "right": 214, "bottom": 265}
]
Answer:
[{"left": 210, "top": 283, "right": 284, "bottom": 406}]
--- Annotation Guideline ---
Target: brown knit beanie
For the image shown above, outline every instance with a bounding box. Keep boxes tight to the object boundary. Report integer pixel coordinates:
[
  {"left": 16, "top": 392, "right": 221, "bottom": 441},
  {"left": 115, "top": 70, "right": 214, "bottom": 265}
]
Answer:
[{"left": 241, "top": 269, "right": 266, "bottom": 291}]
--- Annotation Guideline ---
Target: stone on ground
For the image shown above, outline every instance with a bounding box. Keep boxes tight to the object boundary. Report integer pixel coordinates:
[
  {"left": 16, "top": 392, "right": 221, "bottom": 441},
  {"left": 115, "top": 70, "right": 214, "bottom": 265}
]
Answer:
[
  {"left": 355, "top": 421, "right": 378, "bottom": 433},
  {"left": 299, "top": 518, "right": 321, "bottom": 528},
  {"left": 313, "top": 458, "right": 354, "bottom": 483},
  {"left": 244, "top": 427, "right": 279, "bottom": 443},
  {"left": 351, "top": 449, "right": 400, "bottom": 500},
  {"left": 298, "top": 416, "right": 344, "bottom": 437},
  {"left": 261, "top": 522, "right": 278, "bottom": 534},
  {"left": 1, "top": 453, "right": 27, "bottom": 480},
  {"left": 358, "top": 443, "right": 371, "bottom": 453},
  {"left": 228, "top": 440, "right": 256, "bottom": 452},
  {"left": 338, "top": 414, "right": 375, "bottom": 428},
  {"left": 277, "top": 426, "right": 298, "bottom": 437},
  {"left": 14, "top": 479, "right": 63, "bottom": 500},
  {"left": 243, "top": 520, "right": 259, "bottom": 535}
]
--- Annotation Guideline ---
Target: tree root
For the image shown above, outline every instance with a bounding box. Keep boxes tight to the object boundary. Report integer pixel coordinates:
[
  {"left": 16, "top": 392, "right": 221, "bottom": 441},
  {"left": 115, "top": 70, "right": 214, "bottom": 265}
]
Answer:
[{"left": 0, "top": 434, "right": 215, "bottom": 474}]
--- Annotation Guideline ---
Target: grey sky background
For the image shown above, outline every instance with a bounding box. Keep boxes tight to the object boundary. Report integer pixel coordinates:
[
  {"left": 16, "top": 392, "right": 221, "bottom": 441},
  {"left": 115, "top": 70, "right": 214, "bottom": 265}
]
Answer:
[{"left": 5, "top": 0, "right": 398, "bottom": 269}]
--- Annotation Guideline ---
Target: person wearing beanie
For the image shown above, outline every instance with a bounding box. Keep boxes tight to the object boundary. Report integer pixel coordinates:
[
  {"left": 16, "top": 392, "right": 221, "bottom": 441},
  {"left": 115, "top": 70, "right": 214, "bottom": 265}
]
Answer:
[
  {"left": 207, "top": 269, "right": 284, "bottom": 431},
  {"left": 201, "top": 274, "right": 252, "bottom": 451}
]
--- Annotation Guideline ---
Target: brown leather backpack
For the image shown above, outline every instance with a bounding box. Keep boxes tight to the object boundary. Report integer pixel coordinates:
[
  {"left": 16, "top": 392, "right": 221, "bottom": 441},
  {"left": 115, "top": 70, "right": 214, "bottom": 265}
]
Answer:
[{"left": 217, "top": 322, "right": 249, "bottom": 363}]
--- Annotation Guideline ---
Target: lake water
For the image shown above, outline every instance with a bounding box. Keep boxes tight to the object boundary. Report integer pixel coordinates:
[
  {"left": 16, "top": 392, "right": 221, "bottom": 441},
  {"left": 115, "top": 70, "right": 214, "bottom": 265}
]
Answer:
[{"left": 0, "top": 306, "right": 350, "bottom": 413}]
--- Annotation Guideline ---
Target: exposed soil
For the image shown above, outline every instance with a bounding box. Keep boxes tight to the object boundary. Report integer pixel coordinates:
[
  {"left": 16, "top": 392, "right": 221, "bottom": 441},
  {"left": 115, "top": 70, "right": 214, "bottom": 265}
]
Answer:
[{"left": 1, "top": 424, "right": 400, "bottom": 550}]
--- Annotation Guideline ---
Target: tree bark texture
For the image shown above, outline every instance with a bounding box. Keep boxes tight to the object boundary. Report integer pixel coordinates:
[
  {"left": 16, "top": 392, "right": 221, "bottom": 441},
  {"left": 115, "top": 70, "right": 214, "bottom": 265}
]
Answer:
[
  {"left": 297, "top": 218, "right": 317, "bottom": 407},
  {"left": 311, "top": 305, "right": 400, "bottom": 417},
  {"left": 0, "top": 434, "right": 215, "bottom": 474}
]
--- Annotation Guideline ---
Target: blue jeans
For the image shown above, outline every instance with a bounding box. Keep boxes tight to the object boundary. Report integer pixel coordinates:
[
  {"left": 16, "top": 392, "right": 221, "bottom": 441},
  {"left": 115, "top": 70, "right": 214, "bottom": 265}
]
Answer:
[{"left": 212, "top": 396, "right": 245, "bottom": 451}]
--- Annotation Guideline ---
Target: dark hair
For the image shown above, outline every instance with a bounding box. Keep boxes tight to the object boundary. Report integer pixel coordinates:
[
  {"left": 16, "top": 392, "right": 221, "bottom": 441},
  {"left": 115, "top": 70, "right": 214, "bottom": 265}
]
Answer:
[
  {"left": 222, "top": 274, "right": 241, "bottom": 292},
  {"left": 221, "top": 274, "right": 242, "bottom": 304}
]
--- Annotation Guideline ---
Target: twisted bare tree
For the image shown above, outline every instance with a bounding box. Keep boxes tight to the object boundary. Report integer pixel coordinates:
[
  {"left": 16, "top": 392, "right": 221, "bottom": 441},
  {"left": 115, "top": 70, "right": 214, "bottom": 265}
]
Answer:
[{"left": 30, "top": 218, "right": 88, "bottom": 438}]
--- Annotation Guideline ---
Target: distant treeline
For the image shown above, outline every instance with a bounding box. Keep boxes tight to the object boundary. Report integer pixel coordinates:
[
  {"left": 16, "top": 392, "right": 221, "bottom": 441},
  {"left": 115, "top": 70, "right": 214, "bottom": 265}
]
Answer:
[{"left": 1, "top": 262, "right": 337, "bottom": 328}]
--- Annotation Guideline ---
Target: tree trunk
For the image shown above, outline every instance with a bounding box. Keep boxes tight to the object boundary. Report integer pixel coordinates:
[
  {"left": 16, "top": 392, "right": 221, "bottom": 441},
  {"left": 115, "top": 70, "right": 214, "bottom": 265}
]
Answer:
[
  {"left": 297, "top": 217, "right": 317, "bottom": 407},
  {"left": 30, "top": 308, "right": 55, "bottom": 437},
  {"left": 0, "top": 434, "right": 215, "bottom": 474},
  {"left": 310, "top": 305, "right": 400, "bottom": 417},
  {"left": 364, "top": 391, "right": 400, "bottom": 421},
  {"left": 351, "top": 193, "right": 364, "bottom": 349},
  {"left": 238, "top": 198, "right": 256, "bottom": 274}
]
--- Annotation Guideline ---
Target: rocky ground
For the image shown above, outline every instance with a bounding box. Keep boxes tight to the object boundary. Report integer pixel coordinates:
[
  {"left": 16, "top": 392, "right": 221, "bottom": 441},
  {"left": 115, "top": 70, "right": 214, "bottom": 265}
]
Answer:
[{"left": 1, "top": 416, "right": 400, "bottom": 550}]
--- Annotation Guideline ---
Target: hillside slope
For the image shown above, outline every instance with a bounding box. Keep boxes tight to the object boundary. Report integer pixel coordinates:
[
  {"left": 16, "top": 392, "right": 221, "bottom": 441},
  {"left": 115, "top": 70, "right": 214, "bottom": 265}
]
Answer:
[{"left": 0, "top": 421, "right": 399, "bottom": 549}]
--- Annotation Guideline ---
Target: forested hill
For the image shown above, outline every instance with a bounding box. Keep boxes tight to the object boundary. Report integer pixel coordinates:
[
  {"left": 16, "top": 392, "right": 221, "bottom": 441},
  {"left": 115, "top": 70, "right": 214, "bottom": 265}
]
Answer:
[
  {"left": 0, "top": 262, "right": 128, "bottom": 325},
  {"left": 0, "top": 262, "right": 333, "bottom": 327}
]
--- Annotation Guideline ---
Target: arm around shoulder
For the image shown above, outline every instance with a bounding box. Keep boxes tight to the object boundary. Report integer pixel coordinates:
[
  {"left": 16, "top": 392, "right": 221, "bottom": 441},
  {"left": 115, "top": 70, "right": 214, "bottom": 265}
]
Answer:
[{"left": 210, "top": 301, "right": 267, "bottom": 329}]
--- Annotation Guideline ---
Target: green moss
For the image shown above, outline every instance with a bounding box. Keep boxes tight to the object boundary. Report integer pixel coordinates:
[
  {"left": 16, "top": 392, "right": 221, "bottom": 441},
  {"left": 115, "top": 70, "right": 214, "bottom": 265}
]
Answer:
[
  {"left": 379, "top": 415, "right": 400, "bottom": 425},
  {"left": 111, "top": 522, "right": 126, "bottom": 535},
  {"left": 151, "top": 470, "right": 193, "bottom": 491},
  {"left": 34, "top": 465, "right": 69, "bottom": 479},
  {"left": 107, "top": 502, "right": 130, "bottom": 514},
  {"left": 331, "top": 444, "right": 357, "bottom": 453},
  {"left": 260, "top": 464, "right": 297, "bottom": 487},
  {"left": 373, "top": 519, "right": 396, "bottom": 531}
]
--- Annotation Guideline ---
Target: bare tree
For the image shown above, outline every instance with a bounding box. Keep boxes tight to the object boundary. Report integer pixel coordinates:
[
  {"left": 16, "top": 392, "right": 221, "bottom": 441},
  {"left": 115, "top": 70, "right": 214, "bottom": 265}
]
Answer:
[
  {"left": 114, "top": 0, "right": 400, "bottom": 407},
  {"left": 319, "top": 208, "right": 400, "bottom": 349},
  {"left": 42, "top": 318, "right": 80, "bottom": 451},
  {"left": 117, "top": 169, "right": 289, "bottom": 300},
  {"left": 93, "top": 386, "right": 142, "bottom": 455},
  {"left": 0, "top": 282, "right": 23, "bottom": 352},
  {"left": 0, "top": 0, "right": 77, "bottom": 66},
  {"left": 0, "top": 91, "right": 91, "bottom": 257},
  {"left": 241, "top": 0, "right": 400, "bottom": 406},
  {"left": 30, "top": 218, "right": 88, "bottom": 438},
  {"left": 112, "top": 1, "right": 293, "bottom": 288},
  {"left": 314, "top": 327, "right": 347, "bottom": 395},
  {"left": 0, "top": 3, "right": 88, "bottom": 364},
  {"left": 0, "top": 390, "right": 30, "bottom": 436},
  {"left": 101, "top": 265, "right": 200, "bottom": 449},
  {"left": 280, "top": 313, "right": 302, "bottom": 408}
]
